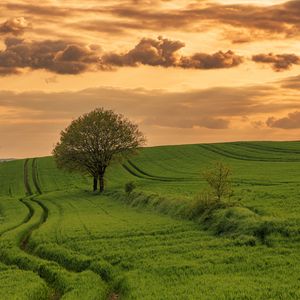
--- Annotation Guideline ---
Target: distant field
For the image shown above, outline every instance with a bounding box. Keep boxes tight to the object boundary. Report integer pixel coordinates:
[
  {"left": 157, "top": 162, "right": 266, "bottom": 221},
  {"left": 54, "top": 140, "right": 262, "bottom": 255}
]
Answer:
[{"left": 0, "top": 141, "right": 300, "bottom": 299}]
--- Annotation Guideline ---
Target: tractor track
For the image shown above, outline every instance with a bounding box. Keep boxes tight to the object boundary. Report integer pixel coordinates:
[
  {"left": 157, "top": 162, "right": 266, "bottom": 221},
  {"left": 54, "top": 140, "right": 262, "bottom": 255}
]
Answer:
[
  {"left": 122, "top": 160, "right": 197, "bottom": 182},
  {"left": 0, "top": 158, "right": 121, "bottom": 299},
  {"left": 32, "top": 158, "right": 42, "bottom": 194},
  {"left": 23, "top": 159, "right": 33, "bottom": 196},
  {"left": 234, "top": 142, "right": 300, "bottom": 155},
  {"left": 0, "top": 159, "right": 64, "bottom": 299},
  {"left": 200, "top": 144, "right": 300, "bottom": 162},
  {"left": 20, "top": 159, "right": 62, "bottom": 299},
  {"left": 21, "top": 158, "right": 119, "bottom": 300}
]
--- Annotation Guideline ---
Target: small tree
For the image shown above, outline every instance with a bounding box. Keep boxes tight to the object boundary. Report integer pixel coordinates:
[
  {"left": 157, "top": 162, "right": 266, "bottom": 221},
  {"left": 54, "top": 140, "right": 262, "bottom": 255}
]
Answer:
[
  {"left": 53, "top": 108, "right": 145, "bottom": 192},
  {"left": 203, "top": 161, "right": 232, "bottom": 201}
]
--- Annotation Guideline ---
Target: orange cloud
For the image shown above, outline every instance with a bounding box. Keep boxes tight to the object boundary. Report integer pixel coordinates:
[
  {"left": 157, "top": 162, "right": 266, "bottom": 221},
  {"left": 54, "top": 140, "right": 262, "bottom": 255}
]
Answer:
[
  {"left": 4, "top": 1, "right": 300, "bottom": 41},
  {"left": 94, "top": 0, "right": 300, "bottom": 40},
  {"left": 0, "top": 79, "right": 299, "bottom": 158}
]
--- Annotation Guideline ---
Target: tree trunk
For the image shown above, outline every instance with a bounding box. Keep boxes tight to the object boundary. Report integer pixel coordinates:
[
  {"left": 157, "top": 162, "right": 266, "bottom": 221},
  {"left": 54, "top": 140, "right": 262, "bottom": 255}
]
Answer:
[
  {"left": 99, "top": 175, "right": 104, "bottom": 193},
  {"left": 93, "top": 176, "right": 98, "bottom": 191}
]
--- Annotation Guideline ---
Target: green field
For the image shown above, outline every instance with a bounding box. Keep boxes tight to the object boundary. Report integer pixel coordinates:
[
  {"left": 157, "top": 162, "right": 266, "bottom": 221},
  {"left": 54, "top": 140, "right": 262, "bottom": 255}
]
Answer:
[{"left": 1, "top": 141, "right": 300, "bottom": 299}]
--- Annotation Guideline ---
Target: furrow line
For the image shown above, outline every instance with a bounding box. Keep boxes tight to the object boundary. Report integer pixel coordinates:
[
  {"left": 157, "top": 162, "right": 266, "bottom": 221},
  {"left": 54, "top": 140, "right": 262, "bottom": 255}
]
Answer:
[{"left": 32, "top": 158, "right": 42, "bottom": 195}]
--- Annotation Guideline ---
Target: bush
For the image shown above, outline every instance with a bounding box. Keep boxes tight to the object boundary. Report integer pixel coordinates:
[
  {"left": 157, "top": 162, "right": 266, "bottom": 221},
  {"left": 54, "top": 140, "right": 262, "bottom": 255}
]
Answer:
[{"left": 124, "top": 181, "right": 136, "bottom": 195}]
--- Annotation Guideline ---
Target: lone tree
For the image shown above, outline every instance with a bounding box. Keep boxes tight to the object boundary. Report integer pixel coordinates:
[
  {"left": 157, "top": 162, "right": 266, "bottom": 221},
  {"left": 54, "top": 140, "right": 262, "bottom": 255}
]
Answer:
[
  {"left": 53, "top": 108, "right": 145, "bottom": 192},
  {"left": 203, "top": 161, "right": 232, "bottom": 201}
]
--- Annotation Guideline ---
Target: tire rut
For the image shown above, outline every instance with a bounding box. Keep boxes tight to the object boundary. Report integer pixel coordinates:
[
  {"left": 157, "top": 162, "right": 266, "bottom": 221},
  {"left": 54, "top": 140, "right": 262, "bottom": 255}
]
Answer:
[
  {"left": 1, "top": 158, "right": 115, "bottom": 299},
  {"left": 123, "top": 159, "right": 197, "bottom": 183},
  {"left": 199, "top": 144, "right": 300, "bottom": 162},
  {"left": 32, "top": 158, "right": 42, "bottom": 195},
  {"left": 23, "top": 159, "right": 33, "bottom": 196},
  {"left": 24, "top": 158, "right": 118, "bottom": 299},
  {"left": 0, "top": 159, "right": 122, "bottom": 300},
  {"left": 21, "top": 159, "right": 62, "bottom": 298}
]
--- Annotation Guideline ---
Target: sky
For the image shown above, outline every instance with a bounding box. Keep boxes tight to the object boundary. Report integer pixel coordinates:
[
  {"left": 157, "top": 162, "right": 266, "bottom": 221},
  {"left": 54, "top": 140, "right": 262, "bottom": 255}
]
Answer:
[{"left": 0, "top": 0, "right": 300, "bottom": 158}]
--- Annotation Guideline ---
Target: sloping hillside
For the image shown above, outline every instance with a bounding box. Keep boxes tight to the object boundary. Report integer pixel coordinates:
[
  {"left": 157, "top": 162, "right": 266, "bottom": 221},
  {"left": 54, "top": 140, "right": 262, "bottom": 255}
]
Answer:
[{"left": 0, "top": 142, "right": 300, "bottom": 299}]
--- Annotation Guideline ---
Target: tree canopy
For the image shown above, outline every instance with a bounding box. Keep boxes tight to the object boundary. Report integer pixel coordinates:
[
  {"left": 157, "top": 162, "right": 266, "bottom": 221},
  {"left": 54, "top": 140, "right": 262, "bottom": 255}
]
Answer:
[{"left": 53, "top": 108, "right": 145, "bottom": 192}]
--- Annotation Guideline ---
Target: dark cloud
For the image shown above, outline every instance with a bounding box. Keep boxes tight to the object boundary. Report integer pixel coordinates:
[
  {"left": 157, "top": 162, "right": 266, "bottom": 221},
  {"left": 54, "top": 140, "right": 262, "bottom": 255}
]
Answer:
[
  {"left": 267, "top": 111, "right": 300, "bottom": 129},
  {"left": 0, "top": 17, "right": 30, "bottom": 36},
  {"left": 179, "top": 50, "right": 243, "bottom": 69},
  {"left": 102, "top": 37, "right": 184, "bottom": 67},
  {"left": 102, "top": 37, "right": 243, "bottom": 69},
  {"left": 0, "top": 36, "right": 243, "bottom": 75},
  {"left": 0, "top": 38, "right": 101, "bottom": 75},
  {"left": 252, "top": 53, "right": 300, "bottom": 71}
]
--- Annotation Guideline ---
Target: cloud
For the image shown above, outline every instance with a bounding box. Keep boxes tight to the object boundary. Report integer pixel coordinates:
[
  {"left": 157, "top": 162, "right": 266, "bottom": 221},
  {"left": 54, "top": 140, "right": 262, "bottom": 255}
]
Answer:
[
  {"left": 280, "top": 75, "right": 300, "bottom": 89},
  {"left": 179, "top": 50, "right": 243, "bottom": 69},
  {"left": 190, "top": 1, "right": 300, "bottom": 37},
  {"left": 94, "top": 0, "right": 300, "bottom": 40},
  {"left": 0, "top": 17, "right": 30, "bottom": 36},
  {"left": 6, "top": 1, "right": 300, "bottom": 41},
  {"left": 267, "top": 111, "right": 300, "bottom": 129},
  {"left": 0, "top": 36, "right": 243, "bottom": 75},
  {"left": 5, "top": 3, "right": 71, "bottom": 17},
  {"left": 252, "top": 53, "right": 300, "bottom": 71},
  {"left": 0, "top": 83, "right": 299, "bottom": 157},
  {"left": 0, "top": 66, "right": 20, "bottom": 76},
  {"left": 0, "top": 37, "right": 101, "bottom": 75},
  {"left": 102, "top": 36, "right": 184, "bottom": 67},
  {"left": 102, "top": 36, "right": 243, "bottom": 69},
  {"left": 0, "top": 84, "right": 294, "bottom": 128}
]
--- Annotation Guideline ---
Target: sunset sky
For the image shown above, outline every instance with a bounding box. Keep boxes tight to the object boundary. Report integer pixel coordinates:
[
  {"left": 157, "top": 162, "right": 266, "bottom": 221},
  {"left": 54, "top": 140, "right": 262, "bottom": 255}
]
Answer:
[{"left": 0, "top": 0, "right": 300, "bottom": 158}]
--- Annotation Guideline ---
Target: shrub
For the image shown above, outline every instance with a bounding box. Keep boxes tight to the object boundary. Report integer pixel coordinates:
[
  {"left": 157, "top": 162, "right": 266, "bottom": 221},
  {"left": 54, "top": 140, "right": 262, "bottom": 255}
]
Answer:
[{"left": 124, "top": 181, "right": 136, "bottom": 195}]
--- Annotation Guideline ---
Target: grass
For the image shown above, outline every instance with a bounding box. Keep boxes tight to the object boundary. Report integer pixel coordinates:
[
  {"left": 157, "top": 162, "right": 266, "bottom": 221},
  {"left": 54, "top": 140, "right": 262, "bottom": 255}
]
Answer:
[
  {"left": 0, "top": 141, "right": 300, "bottom": 298},
  {"left": 0, "top": 263, "right": 49, "bottom": 300}
]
